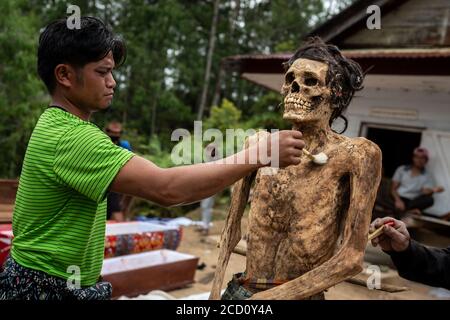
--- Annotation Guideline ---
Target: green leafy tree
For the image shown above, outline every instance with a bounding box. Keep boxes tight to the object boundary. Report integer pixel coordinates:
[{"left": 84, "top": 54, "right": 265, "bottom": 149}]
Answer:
[
  {"left": 0, "top": 0, "right": 46, "bottom": 177},
  {"left": 0, "top": 0, "right": 357, "bottom": 179}
]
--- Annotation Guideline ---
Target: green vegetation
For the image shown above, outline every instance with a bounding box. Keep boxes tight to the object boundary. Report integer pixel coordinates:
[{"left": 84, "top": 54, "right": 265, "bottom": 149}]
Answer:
[{"left": 0, "top": 0, "right": 355, "bottom": 217}]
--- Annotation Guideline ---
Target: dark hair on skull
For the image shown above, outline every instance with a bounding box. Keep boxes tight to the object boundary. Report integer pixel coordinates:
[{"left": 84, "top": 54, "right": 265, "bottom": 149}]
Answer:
[{"left": 283, "top": 37, "right": 364, "bottom": 133}]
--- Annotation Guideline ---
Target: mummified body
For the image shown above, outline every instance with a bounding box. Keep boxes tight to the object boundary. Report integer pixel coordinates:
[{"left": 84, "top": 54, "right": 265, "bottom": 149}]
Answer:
[{"left": 210, "top": 38, "right": 382, "bottom": 300}]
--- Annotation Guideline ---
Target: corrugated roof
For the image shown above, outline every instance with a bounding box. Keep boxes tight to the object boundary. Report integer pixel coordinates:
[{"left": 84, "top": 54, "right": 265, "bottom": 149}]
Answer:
[
  {"left": 225, "top": 53, "right": 290, "bottom": 61},
  {"left": 342, "top": 48, "right": 450, "bottom": 59},
  {"left": 222, "top": 48, "right": 450, "bottom": 76},
  {"left": 225, "top": 48, "right": 450, "bottom": 63}
]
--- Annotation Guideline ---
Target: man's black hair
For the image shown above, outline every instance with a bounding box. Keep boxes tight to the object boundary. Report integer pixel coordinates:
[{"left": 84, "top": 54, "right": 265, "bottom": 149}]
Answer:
[
  {"left": 38, "top": 16, "right": 126, "bottom": 94},
  {"left": 284, "top": 37, "right": 364, "bottom": 133}
]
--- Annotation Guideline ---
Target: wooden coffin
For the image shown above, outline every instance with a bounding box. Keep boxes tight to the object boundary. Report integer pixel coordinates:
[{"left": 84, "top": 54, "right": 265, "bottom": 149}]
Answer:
[{"left": 101, "top": 249, "right": 198, "bottom": 298}]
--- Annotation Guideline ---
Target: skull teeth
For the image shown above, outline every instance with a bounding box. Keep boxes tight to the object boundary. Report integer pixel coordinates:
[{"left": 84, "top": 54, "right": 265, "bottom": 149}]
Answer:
[{"left": 284, "top": 96, "right": 312, "bottom": 109}]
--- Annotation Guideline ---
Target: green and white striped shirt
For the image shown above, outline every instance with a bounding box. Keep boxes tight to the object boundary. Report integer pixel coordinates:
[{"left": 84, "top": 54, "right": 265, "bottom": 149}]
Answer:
[{"left": 11, "top": 107, "right": 134, "bottom": 286}]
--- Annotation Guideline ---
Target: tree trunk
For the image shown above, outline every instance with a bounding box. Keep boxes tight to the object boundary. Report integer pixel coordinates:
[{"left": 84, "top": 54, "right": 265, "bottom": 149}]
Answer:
[
  {"left": 211, "top": 64, "right": 224, "bottom": 108},
  {"left": 122, "top": 108, "right": 127, "bottom": 126},
  {"left": 229, "top": 0, "right": 240, "bottom": 33},
  {"left": 123, "top": 68, "right": 134, "bottom": 127},
  {"left": 210, "top": 0, "right": 239, "bottom": 108},
  {"left": 150, "top": 96, "right": 157, "bottom": 137},
  {"left": 196, "top": 0, "right": 220, "bottom": 120}
]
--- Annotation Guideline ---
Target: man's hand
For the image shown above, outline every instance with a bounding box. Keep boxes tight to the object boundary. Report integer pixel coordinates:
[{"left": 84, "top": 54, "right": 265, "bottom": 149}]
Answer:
[
  {"left": 277, "top": 130, "right": 304, "bottom": 168},
  {"left": 370, "top": 217, "right": 410, "bottom": 252},
  {"left": 394, "top": 198, "right": 405, "bottom": 211},
  {"left": 422, "top": 186, "right": 444, "bottom": 195},
  {"left": 248, "top": 130, "right": 304, "bottom": 168}
]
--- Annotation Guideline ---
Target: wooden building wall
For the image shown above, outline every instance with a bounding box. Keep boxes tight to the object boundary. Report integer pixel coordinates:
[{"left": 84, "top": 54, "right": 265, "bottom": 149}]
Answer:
[{"left": 342, "top": 0, "right": 450, "bottom": 48}]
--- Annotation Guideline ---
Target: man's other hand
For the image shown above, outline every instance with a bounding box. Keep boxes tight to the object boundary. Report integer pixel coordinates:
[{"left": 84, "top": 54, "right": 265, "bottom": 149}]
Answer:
[{"left": 370, "top": 217, "right": 410, "bottom": 252}]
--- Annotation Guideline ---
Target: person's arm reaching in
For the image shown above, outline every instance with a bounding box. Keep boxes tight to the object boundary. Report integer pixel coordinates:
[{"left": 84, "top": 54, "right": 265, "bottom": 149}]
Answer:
[
  {"left": 370, "top": 217, "right": 450, "bottom": 289},
  {"left": 110, "top": 130, "right": 304, "bottom": 207}
]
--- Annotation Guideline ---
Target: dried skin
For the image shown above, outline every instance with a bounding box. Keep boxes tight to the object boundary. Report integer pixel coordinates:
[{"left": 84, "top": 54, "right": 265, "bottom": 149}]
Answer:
[
  {"left": 247, "top": 134, "right": 381, "bottom": 300},
  {"left": 210, "top": 58, "right": 382, "bottom": 300}
]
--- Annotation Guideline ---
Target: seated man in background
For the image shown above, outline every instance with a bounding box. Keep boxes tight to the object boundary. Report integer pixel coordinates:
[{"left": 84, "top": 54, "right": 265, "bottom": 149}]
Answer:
[
  {"left": 105, "top": 121, "right": 132, "bottom": 151},
  {"left": 390, "top": 147, "right": 444, "bottom": 216}
]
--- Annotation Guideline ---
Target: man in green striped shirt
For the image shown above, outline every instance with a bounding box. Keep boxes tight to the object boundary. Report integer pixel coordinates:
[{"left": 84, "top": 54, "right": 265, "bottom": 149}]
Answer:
[{"left": 0, "top": 17, "right": 304, "bottom": 300}]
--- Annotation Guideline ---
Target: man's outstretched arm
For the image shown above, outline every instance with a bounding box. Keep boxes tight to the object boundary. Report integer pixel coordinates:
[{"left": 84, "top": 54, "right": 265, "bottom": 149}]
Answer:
[{"left": 110, "top": 130, "right": 304, "bottom": 207}]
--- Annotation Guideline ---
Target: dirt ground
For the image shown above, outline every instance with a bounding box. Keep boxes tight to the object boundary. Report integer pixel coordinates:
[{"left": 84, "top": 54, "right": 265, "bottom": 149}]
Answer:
[{"left": 163, "top": 214, "right": 448, "bottom": 300}]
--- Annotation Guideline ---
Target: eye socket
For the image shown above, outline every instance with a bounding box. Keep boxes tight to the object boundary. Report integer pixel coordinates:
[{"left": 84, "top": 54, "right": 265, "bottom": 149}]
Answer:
[
  {"left": 304, "top": 77, "right": 318, "bottom": 86},
  {"left": 285, "top": 72, "right": 295, "bottom": 84}
]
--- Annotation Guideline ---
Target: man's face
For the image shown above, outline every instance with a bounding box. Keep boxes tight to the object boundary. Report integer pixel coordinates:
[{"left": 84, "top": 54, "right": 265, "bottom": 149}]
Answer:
[
  {"left": 69, "top": 51, "right": 116, "bottom": 112},
  {"left": 412, "top": 154, "right": 428, "bottom": 169},
  {"left": 106, "top": 124, "right": 122, "bottom": 145}
]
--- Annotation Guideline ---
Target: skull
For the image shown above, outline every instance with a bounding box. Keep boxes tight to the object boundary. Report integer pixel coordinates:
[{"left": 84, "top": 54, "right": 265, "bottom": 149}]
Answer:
[{"left": 281, "top": 58, "right": 331, "bottom": 123}]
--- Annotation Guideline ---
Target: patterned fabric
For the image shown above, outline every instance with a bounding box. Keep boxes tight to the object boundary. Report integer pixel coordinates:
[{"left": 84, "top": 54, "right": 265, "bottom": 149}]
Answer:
[
  {"left": 12, "top": 107, "right": 134, "bottom": 286},
  {"left": 104, "top": 228, "right": 182, "bottom": 259},
  {"left": 163, "top": 228, "right": 183, "bottom": 251},
  {"left": 221, "top": 273, "right": 254, "bottom": 300},
  {"left": 221, "top": 272, "right": 325, "bottom": 300},
  {"left": 0, "top": 257, "right": 111, "bottom": 300},
  {"left": 242, "top": 276, "right": 289, "bottom": 290}
]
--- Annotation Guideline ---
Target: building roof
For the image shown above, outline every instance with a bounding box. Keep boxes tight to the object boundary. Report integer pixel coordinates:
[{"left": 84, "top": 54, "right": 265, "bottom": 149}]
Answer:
[
  {"left": 223, "top": 48, "right": 450, "bottom": 75},
  {"left": 222, "top": 0, "right": 450, "bottom": 82},
  {"left": 308, "top": 0, "right": 450, "bottom": 48}
]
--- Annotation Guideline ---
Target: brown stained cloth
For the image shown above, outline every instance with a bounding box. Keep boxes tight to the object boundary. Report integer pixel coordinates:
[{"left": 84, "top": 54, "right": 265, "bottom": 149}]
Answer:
[{"left": 221, "top": 272, "right": 324, "bottom": 300}]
